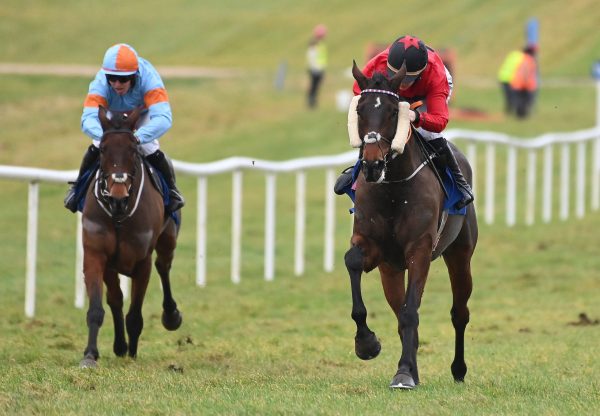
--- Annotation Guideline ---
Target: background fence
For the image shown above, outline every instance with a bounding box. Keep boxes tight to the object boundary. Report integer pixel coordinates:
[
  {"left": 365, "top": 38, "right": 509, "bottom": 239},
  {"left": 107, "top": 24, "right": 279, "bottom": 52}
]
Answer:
[{"left": 1, "top": 126, "right": 600, "bottom": 317}]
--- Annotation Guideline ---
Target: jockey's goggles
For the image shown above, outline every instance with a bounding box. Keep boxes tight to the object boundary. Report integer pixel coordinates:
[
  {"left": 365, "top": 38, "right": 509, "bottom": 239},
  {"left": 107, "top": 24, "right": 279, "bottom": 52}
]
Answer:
[{"left": 106, "top": 74, "right": 134, "bottom": 84}]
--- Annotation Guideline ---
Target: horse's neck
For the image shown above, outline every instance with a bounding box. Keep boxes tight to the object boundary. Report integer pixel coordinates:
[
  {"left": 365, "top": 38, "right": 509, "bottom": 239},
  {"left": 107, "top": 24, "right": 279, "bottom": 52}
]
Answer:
[{"left": 389, "top": 135, "right": 425, "bottom": 180}]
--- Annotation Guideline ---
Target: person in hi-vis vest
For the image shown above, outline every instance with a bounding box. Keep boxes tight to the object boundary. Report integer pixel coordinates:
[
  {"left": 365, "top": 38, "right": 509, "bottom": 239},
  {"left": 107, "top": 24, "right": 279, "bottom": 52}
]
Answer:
[{"left": 306, "top": 24, "right": 328, "bottom": 109}]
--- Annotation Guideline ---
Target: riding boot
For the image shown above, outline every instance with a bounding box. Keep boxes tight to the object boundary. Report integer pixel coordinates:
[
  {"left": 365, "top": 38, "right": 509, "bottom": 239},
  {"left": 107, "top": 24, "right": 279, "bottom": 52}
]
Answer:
[
  {"left": 334, "top": 166, "right": 354, "bottom": 195},
  {"left": 430, "top": 137, "right": 474, "bottom": 210},
  {"left": 64, "top": 144, "right": 100, "bottom": 213},
  {"left": 146, "top": 150, "right": 185, "bottom": 213}
]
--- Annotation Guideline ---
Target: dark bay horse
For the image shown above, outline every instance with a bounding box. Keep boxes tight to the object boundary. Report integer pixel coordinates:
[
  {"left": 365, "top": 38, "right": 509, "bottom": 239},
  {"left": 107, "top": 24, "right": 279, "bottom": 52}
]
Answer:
[
  {"left": 344, "top": 62, "right": 478, "bottom": 388},
  {"left": 79, "top": 106, "right": 182, "bottom": 368}
]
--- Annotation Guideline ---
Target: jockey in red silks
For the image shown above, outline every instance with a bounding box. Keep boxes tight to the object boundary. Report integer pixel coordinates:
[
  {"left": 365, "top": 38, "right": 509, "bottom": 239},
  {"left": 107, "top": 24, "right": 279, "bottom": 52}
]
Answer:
[
  {"left": 64, "top": 43, "right": 184, "bottom": 214},
  {"left": 335, "top": 35, "right": 473, "bottom": 210}
]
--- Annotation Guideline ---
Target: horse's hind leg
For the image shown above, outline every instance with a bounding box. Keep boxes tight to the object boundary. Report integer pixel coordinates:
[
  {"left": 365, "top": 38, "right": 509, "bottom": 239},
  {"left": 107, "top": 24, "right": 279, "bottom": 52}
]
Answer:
[
  {"left": 126, "top": 258, "right": 152, "bottom": 358},
  {"left": 345, "top": 245, "right": 381, "bottom": 360},
  {"left": 104, "top": 268, "right": 127, "bottom": 357},
  {"left": 155, "top": 224, "right": 182, "bottom": 331},
  {"left": 443, "top": 248, "right": 474, "bottom": 382}
]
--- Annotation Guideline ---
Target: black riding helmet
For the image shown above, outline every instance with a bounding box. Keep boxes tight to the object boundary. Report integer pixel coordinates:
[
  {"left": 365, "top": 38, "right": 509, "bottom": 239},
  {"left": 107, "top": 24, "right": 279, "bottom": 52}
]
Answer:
[{"left": 387, "top": 35, "right": 428, "bottom": 85}]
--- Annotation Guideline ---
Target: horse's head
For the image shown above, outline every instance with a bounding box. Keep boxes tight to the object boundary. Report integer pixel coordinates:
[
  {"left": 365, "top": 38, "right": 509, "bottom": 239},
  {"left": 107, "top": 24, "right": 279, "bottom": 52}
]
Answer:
[
  {"left": 98, "top": 106, "right": 142, "bottom": 216},
  {"left": 348, "top": 61, "right": 412, "bottom": 183}
]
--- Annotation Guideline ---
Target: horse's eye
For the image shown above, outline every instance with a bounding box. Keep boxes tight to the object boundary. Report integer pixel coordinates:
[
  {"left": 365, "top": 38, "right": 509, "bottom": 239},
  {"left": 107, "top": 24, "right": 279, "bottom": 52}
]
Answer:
[{"left": 392, "top": 109, "right": 399, "bottom": 117}]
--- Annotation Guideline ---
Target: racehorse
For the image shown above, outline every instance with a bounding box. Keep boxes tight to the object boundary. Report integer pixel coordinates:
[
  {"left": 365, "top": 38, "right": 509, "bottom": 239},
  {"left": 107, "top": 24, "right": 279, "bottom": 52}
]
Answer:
[
  {"left": 344, "top": 62, "right": 478, "bottom": 388},
  {"left": 79, "top": 106, "right": 182, "bottom": 368}
]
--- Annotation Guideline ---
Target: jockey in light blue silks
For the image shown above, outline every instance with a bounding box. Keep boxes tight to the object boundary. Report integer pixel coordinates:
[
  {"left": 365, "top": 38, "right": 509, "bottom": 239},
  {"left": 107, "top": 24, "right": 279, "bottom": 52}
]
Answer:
[{"left": 64, "top": 43, "right": 184, "bottom": 213}]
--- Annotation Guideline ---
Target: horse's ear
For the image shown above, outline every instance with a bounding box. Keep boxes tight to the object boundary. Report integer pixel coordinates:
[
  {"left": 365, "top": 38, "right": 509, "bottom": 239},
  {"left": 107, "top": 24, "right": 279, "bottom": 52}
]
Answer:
[
  {"left": 352, "top": 60, "right": 368, "bottom": 90},
  {"left": 125, "top": 106, "right": 142, "bottom": 130},
  {"left": 389, "top": 62, "right": 407, "bottom": 92},
  {"left": 98, "top": 106, "right": 111, "bottom": 131}
]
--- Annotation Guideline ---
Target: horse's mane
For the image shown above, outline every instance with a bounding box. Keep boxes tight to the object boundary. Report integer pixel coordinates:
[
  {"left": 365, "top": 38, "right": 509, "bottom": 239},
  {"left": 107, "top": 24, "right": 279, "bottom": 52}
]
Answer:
[{"left": 369, "top": 72, "right": 393, "bottom": 91}]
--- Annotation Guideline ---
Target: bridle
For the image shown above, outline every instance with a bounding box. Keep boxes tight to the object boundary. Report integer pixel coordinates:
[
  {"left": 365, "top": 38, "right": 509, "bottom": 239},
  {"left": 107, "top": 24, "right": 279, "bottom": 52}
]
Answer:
[
  {"left": 95, "top": 129, "right": 145, "bottom": 222},
  {"left": 359, "top": 89, "right": 434, "bottom": 184}
]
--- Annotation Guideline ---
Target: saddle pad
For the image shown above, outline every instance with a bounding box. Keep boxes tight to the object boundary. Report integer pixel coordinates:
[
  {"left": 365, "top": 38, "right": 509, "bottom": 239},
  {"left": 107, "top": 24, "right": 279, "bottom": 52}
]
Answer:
[
  {"left": 75, "top": 163, "right": 99, "bottom": 213},
  {"left": 442, "top": 167, "right": 467, "bottom": 215}
]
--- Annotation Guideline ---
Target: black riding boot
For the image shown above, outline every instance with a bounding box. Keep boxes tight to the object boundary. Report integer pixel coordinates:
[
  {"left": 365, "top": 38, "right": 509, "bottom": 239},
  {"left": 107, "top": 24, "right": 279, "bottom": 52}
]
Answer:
[
  {"left": 146, "top": 150, "right": 185, "bottom": 213},
  {"left": 64, "top": 144, "right": 100, "bottom": 213},
  {"left": 335, "top": 149, "right": 362, "bottom": 196},
  {"left": 430, "top": 137, "right": 474, "bottom": 210},
  {"left": 334, "top": 166, "right": 354, "bottom": 195}
]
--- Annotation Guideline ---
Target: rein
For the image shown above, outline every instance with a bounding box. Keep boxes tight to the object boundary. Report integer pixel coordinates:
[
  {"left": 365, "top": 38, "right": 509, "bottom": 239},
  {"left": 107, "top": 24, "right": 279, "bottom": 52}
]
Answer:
[
  {"left": 100, "top": 128, "right": 139, "bottom": 142},
  {"left": 380, "top": 151, "right": 436, "bottom": 184}
]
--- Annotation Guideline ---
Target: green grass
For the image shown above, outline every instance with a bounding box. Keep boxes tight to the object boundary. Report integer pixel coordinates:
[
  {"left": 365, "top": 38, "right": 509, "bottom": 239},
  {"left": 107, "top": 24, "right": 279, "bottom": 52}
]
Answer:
[
  {"left": 2, "top": 1, "right": 600, "bottom": 414},
  {"left": 1, "top": 217, "right": 599, "bottom": 415},
  {"left": 2, "top": 0, "right": 600, "bottom": 78}
]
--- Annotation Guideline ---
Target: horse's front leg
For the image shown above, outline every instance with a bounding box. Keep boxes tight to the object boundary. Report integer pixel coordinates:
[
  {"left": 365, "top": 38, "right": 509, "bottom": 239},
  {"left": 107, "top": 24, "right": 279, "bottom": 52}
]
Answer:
[
  {"left": 345, "top": 244, "right": 381, "bottom": 360},
  {"left": 390, "top": 245, "right": 432, "bottom": 389},
  {"left": 104, "top": 268, "right": 127, "bottom": 357},
  {"left": 80, "top": 252, "right": 107, "bottom": 368},
  {"left": 126, "top": 257, "right": 152, "bottom": 358}
]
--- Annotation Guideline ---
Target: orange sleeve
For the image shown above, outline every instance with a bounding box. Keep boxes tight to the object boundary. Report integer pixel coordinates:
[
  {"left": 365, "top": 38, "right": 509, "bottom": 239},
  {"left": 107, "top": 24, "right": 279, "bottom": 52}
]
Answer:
[
  {"left": 144, "top": 87, "right": 169, "bottom": 107},
  {"left": 84, "top": 94, "right": 108, "bottom": 108}
]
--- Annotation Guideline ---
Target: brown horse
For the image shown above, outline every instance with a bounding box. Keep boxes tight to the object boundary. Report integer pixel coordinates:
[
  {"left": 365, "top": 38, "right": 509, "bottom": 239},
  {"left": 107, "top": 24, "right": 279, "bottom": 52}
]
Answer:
[
  {"left": 79, "top": 106, "right": 182, "bottom": 368},
  {"left": 344, "top": 62, "right": 478, "bottom": 388}
]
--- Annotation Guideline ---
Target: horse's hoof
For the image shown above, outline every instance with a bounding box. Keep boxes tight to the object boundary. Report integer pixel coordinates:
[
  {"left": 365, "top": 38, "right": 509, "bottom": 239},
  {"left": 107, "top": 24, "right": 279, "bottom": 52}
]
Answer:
[
  {"left": 389, "top": 372, "right": 416, "bottom": 389},
  {"left": 354, "top": 331, "right": 381, "bottom": 360},
  {"left": 451, "top": 360, "right": 467, "bottom": 381},
  {"left": 162, "top": 309, "right": 182, "bottom": 331},
  {"left": 79, "top": 358, "right": 97, "bottom": 369},
  {"left": 114, "top": 342, "right": 128, "bottom": 357}
]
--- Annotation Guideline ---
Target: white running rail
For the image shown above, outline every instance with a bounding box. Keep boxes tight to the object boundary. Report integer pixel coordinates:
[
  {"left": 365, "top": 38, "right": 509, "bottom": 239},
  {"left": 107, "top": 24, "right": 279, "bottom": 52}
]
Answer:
[{"left": 2, "top": 127, "right": 600, "bottom": 317}]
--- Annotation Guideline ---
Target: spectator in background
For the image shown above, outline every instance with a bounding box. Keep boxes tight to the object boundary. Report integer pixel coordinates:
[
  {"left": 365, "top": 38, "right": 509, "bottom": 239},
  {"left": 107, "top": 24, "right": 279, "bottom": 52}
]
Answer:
[
  {"left": 498, "top": 49, "right": 524, "bottom": 114},
  {"left": 511, "top": 45, "right": 538, "bottom": 119},
  {"left": 306, "top": 24, "right": 328, "bottom": 109},
  {"left": 498, "top": 45, "right": 538, "bottom": 118}
]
